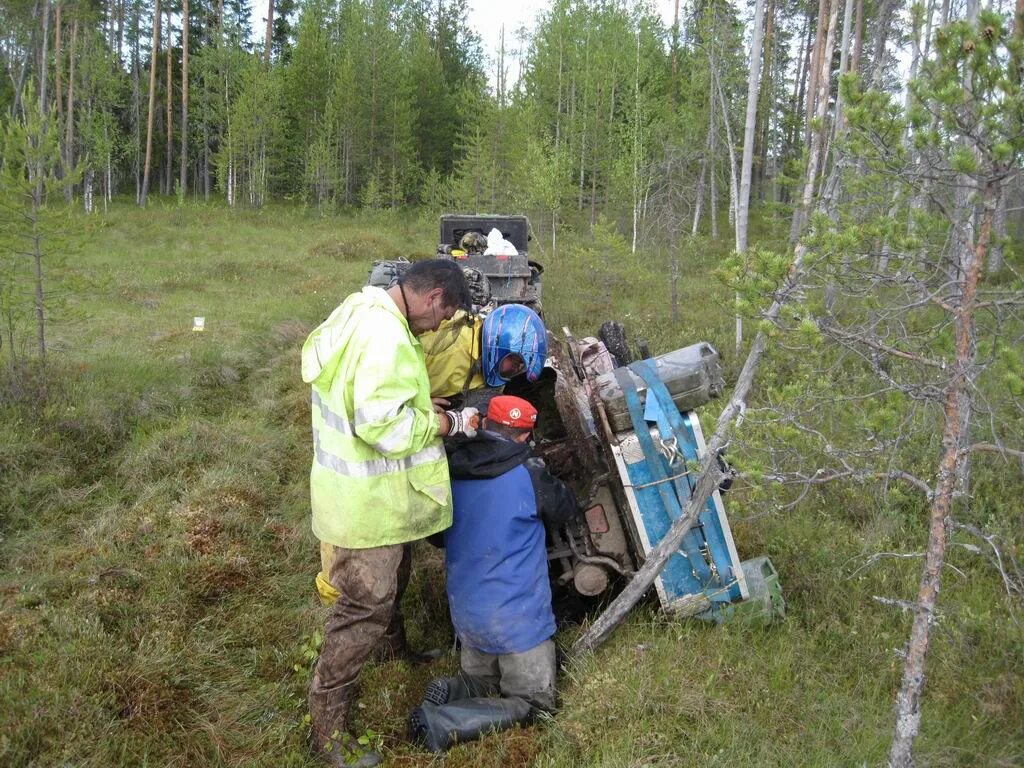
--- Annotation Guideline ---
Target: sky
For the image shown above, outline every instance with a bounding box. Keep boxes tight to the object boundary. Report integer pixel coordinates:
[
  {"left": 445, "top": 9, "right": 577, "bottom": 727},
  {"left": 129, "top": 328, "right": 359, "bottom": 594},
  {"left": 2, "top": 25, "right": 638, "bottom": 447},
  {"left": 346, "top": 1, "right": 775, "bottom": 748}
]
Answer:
[{"left": 467, "top": 0, "right": 680, "bottom": 88}]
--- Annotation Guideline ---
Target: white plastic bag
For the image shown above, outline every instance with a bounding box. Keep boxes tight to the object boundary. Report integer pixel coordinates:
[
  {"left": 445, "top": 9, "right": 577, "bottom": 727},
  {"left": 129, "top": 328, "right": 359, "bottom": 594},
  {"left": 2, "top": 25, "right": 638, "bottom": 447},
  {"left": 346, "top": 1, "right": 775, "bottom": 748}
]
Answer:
[{"left": 483, "top": 227, "right": 518, "bottom": 256}]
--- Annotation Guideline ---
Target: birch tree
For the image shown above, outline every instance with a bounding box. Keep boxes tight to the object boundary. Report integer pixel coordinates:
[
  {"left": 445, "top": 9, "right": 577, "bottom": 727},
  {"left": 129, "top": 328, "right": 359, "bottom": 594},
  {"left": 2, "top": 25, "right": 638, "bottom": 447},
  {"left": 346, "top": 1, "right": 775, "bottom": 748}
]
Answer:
[{"left": 737, "top": 0, "right": 767, "bottom": 349}]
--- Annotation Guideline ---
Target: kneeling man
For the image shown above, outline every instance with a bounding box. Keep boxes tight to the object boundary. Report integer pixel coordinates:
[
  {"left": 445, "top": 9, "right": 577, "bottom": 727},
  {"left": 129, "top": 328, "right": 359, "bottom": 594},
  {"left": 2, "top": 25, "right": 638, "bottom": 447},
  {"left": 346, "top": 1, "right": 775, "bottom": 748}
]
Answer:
[{"left": 409, "top": 395, "right": 577, "bottom": 752}]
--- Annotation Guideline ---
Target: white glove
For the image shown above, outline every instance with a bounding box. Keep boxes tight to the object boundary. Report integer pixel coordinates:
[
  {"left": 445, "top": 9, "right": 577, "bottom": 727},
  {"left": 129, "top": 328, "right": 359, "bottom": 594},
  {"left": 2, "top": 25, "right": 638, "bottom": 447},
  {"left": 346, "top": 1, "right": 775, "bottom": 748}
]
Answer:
[{"left": 445, "top": 407, "right": 480, "bottom": 438}]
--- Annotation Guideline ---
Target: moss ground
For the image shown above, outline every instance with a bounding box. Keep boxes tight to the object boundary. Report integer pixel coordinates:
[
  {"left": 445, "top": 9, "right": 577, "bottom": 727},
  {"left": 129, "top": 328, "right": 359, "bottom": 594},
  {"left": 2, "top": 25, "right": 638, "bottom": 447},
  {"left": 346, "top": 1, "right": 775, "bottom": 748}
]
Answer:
[{"left": 0, "top": 201, "right": 1020, "bottom": 766}]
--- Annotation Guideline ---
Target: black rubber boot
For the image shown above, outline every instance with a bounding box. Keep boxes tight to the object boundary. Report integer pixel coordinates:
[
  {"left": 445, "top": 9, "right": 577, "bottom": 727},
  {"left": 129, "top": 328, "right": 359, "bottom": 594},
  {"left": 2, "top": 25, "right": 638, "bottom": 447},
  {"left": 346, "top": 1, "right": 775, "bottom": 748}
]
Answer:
[
  {"left": 408, "top": 697, "right": 535, "bottom": 753},
  {"left": 423, "top": 674, "right": 499, "bottom": 706}
]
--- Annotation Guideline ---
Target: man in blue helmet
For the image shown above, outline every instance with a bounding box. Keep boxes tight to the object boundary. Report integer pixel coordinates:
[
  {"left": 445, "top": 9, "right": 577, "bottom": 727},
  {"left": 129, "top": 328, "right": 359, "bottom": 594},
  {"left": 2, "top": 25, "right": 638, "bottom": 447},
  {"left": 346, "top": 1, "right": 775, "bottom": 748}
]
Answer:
[{"left": 421, "top": 303, "right": 548, "bottom": 412}]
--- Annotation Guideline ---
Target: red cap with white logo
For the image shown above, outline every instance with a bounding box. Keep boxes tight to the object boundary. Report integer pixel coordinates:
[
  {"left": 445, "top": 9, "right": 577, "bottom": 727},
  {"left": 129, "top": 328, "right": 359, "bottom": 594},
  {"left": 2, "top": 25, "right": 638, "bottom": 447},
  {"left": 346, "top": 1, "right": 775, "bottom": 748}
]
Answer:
[{"left": 486, "top": 395, "right": 538, "bottom": 429}]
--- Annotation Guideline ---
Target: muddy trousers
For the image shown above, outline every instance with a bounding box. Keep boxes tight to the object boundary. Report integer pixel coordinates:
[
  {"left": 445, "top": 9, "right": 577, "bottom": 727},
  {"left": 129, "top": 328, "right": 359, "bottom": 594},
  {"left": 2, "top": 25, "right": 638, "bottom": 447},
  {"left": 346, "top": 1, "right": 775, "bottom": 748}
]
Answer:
[
  {"left": 309, "top": 543, "right": 411, "bottom": 753},
  {"left": 411, "top": 639, "right": 556, "bottom": 752}
]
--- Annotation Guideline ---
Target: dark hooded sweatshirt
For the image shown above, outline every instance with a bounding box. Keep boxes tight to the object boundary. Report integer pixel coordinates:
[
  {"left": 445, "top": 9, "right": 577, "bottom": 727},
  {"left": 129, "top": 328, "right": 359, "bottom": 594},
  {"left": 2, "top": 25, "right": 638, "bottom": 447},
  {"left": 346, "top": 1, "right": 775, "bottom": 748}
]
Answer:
[{"left": 444, "top": 431, "right": 576, "bottom": 654}]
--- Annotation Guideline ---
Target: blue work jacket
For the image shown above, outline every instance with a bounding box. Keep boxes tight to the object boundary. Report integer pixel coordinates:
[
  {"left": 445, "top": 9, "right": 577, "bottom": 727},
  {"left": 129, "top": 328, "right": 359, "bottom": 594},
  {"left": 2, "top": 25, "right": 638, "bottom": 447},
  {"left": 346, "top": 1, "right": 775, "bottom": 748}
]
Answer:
[{"left": 444, "top": 431, "right": 576, "bottom": 655}]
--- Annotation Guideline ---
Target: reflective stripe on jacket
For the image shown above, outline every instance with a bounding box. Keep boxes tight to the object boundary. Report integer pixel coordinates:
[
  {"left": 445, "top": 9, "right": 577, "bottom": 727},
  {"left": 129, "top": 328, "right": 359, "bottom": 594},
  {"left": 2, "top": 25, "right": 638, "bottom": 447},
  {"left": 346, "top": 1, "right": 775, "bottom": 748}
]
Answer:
[{"left": 302, "top": 286, "right": 452, "bottom": 549}]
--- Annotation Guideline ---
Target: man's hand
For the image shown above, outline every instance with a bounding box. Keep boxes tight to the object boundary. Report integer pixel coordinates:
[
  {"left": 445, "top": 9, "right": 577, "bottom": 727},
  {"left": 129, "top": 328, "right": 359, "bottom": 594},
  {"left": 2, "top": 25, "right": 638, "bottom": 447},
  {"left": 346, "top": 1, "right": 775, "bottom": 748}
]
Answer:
[
  {"left": 431, "top": 396, "right": 451, "bottom": 414},
  {"left": 444, "top": 407, "right": 480, "bottom": 438}
]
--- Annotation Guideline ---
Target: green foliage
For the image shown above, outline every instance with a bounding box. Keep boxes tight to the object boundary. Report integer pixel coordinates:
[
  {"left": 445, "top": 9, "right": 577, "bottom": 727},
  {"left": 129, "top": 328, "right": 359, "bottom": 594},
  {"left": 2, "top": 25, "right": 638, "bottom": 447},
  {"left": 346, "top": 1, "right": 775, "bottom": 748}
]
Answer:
[
  {"left": 0, "top": 88, "right": 83, "bottom": 364},
  {"left": 0, "top": 205, "right": 1020, "bottom": 767},
  {"left": 717, "top": 246, "right": 791, "bottom": 318}
]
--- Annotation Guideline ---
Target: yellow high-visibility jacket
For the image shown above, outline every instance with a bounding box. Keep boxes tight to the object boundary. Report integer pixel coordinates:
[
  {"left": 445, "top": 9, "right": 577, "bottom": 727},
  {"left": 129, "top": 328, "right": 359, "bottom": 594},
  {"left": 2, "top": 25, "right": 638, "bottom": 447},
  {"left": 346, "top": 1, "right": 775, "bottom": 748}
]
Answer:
[
  {"left": 301, "top": 286, "right": 452, "bottom": 551},
  {"left": 422, "top": 312, "right": 486, "bottom": 399}
]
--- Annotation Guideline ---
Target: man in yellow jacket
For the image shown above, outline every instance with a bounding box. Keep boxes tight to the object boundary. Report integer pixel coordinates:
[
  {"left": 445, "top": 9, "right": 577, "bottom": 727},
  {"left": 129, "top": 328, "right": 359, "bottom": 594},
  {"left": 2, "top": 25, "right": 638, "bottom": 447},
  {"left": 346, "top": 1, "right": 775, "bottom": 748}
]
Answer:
[{"left": 301, "top": 259, "right": 476, "bottom": 767}]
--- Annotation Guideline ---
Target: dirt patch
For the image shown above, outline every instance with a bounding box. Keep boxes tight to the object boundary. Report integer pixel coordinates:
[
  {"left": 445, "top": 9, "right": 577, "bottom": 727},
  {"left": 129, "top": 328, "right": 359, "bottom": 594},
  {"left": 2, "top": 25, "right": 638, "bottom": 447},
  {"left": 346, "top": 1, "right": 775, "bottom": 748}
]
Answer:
[
  {"left": 264, "top": 521, "right": 296, "bottom": 552},
  {"left": 112, "top": 672, "right": 193, "bottom": 726},
  {"left": 0, "top": 612, "right": 14, "bottom": 652},
  {"left": 270, "top": 319, "right": 311, "bottom": 348},
  {"left": 185, "top": 517, "right": 222, "bottom": 555},
  {"left": 197, "top": 556, "right": 251, "bottom": 601},
  {"left": 976, "top": 672, "right": 1021, "bottom": 719}
]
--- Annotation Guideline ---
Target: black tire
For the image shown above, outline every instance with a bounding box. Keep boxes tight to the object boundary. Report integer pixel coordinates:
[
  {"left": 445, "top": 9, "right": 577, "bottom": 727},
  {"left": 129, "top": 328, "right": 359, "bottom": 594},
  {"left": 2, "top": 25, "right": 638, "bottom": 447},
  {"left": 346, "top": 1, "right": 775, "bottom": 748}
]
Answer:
[{"left": 599, "top": 321, "right": 633, "bottom": 367}]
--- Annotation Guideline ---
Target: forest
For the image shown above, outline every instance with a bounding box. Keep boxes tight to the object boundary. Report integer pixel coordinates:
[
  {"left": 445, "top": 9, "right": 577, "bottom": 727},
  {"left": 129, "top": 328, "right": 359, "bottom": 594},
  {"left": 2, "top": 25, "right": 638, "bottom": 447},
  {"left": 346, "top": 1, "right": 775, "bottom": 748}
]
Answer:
[{"left": 1, "top": 0, "right": 1022, "bottom": 766}]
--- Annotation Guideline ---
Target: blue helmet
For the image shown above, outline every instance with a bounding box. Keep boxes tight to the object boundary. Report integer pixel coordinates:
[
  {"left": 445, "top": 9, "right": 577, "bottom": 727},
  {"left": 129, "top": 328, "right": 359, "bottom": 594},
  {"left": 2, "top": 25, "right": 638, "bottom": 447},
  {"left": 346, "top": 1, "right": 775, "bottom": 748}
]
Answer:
[{"left": 481, "top": 304, "right": 548, "bottom": 387}]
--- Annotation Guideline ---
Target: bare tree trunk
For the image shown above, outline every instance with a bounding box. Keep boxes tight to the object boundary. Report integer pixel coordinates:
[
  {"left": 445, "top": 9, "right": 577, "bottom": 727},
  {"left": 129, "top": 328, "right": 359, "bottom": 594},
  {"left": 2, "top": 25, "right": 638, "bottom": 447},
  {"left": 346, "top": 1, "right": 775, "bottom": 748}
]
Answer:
[
  {"left": 132, "top": 0, "right": 141, "bottom": 203},
  {"left": 264, "top": 0, "right": 275, "bottom": 65},
  {"left": 670, "top": 238, "right": 680, "bottom": 324},
  {"left": 54, "top": 2, "right": 62, "bottom": 126},
  {"left": 821, "top": 0, "right": 857, "bottom": 311},
  {"left": 737, "top": 0, "right": 768, "bottom": 350},
  {"left": 180, "top": 0, "right": 189, "bottom": 197},
  {"left": 834, "top": 0, "right": 856, "bottom": 134},
  {"left": 710, "top": 99, "right": 719, "bottom": 240},
  {"left": 554, "top": 38, "right": 563, "bottom": 150},
  {"left": 869, "top": 0, "right": 900, "bottom": 88},
  {"left": 988, "top": 179, "right": 1007, "bottom": 273},
  {"left": 791, "top": 0, "right": 839, "bottom": 245},
  {"left": 805, "top": 0, "right": 829, "bottom": 148},
  {"left": 204, "top": 120, "right": 210, "bottom": 200},
  {"left": 887, "top": 186, "right": 994, "bottom": 768},
  {"left": 671, "top": 0, "right": 680, "bottom": 107},
  {"left": 631, "top": 28, "right": 642, "bottom": 253},
  {"left": 63, "top": 16, "right": 77, "bottom": 202},
  {"left": 140, "top": 0, "right": 160, "bottom": 207},
  {"left": 31, "top": 196, "right": 47, "bottom": 364},
  {"left": 786, "top": 14, "right": 811, "bottom": 199},
  {"left": 692, "top": 134, "right": 708, "bottom": 236},
  {"left": 33, "top": 0, "right": 52, "bottom": 364},
  {"left": 754, "top": 0, "right": 775, "bottom": 201},
  {"left": 38, "top": 0, "right": 51, "bottom": 114},
  {"left": 164, "top": 6, "right": 172, "bottom": 195},
  {"left": 716, "top": 74, "right": 740, "bottom": 235},
  {"left": 852, "top": 0, "right": 865, "bottom": 73}
]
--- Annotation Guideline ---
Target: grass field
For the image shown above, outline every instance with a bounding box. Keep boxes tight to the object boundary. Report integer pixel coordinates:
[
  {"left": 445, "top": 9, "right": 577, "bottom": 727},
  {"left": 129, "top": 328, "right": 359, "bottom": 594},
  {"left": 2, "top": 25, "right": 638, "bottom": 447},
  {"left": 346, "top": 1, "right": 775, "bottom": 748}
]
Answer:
[{"left": 1, "top": 201, "right": 1021, "bottom": 767}]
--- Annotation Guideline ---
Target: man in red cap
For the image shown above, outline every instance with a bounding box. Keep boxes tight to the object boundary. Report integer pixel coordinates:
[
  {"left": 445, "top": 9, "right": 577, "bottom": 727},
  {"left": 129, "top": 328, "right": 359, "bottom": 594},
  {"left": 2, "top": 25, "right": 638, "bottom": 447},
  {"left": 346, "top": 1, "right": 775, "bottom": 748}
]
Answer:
[{"left": 408, "top": 395, "right": 577, "bottom": 752}]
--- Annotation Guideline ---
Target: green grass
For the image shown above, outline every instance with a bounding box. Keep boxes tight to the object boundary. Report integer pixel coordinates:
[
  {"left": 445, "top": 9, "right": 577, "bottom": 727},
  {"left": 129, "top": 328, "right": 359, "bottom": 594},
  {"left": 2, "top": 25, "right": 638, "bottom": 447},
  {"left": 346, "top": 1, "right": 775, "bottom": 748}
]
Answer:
[{"left": 1, "top": 202, "right": 1021, "bottom": 766}]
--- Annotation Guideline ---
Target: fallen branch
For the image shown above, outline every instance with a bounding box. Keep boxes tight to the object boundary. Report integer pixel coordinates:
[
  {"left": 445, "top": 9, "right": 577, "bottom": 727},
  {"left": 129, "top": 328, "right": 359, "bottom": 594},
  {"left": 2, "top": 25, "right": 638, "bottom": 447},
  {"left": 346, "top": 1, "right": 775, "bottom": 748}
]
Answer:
[
  {"left": 951, "top": 519, "right": 1024, "bottom": 605},
  {"left": 873, "top": 595, "right": 918, "bottom": 613}
]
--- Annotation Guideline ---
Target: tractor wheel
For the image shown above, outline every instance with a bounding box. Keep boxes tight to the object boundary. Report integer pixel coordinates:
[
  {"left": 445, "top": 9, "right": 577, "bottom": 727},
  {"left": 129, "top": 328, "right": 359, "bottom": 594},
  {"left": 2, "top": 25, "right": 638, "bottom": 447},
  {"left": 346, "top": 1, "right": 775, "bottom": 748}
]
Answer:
[{"left": 599, "top": 321, "right": 633, "bottom": 368}]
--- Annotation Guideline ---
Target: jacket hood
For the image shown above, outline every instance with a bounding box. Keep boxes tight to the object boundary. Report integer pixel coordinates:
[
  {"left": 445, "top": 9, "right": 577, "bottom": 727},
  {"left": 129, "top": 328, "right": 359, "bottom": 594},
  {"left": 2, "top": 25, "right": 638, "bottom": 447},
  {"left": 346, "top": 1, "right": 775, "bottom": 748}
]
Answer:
[
  {"left": 301, "top": 286, "right": 405, "bottom": 385},
  {"left": 447, "top": 430, "right": 530, "bottom": 480}
]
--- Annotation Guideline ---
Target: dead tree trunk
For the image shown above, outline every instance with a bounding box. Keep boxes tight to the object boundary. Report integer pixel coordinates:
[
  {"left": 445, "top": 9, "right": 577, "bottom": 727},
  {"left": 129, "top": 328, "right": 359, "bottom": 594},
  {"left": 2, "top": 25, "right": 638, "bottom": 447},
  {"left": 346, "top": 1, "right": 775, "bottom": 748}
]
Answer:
[
  {"left": 790, "top": 0, "right": 839, "bottom": 246},
  {"left": 180, "top": 0, "right": 189, "bottom": 196},
  {"left": 852, "top": 0, "right": 864, "bottom": 72},
  {"left": 264, "top": 0, "right": 275, "bottom": 65},
  {"left": 63, "top": 16, "right": 77, "bottom": 202},
  {"left": 805, "top": 0, "right": 829, "bottom": 148},
  {"left": 716, "top": 74, "right": 740, "bottom": 234},
  {"left": 887, "top": 185, "right": 995, "bottom": 768},
  {"left": 692, "top": 131, "right": 709, "bottom": 236},
  {"left": 54, "top": 2, "right": 62, "bottom": 126},
  {"left": 140, "top": 0, "right": 160, "bottom": 207},
  {"left": 869, "top": 0, "right": 900, "bottom": 88},
  {"left": 737, "top": 0, "right": 768, "bottom": 350},
  {"left": 988, "top": 180, "right": 1007, "bottom": 272},
  {"left": 164, "top": 6, "right": 172, "bottom": 195}
]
